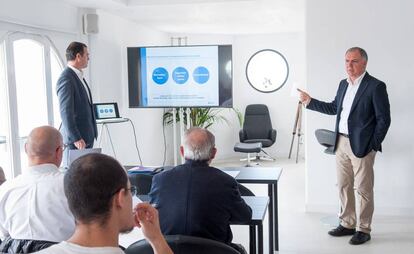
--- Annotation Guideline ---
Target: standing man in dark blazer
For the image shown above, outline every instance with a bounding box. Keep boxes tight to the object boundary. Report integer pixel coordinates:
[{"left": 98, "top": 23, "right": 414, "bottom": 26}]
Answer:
[
  {"left": 298, "top": 47, "right": 391, "bottom": 245},
  {"left": 149, "top": 127, "right": 252, "bottom": 253},
  {"left": 57, "top": 41, "right": 97, "bottom": 150}
]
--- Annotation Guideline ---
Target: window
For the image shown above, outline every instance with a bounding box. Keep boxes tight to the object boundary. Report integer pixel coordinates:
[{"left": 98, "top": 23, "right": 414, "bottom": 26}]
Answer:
[
  {"left": 1, "top": 33, "right": 63, "bottom": 177},
  {"left": 0, "top": 42, "right": 12, "bottom": 180}
]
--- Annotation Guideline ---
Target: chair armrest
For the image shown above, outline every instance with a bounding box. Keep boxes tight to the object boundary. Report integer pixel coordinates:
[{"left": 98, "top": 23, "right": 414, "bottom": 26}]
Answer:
[
  {"left": 239, "top": 129, "right": 246, "bottom": 142},
  {"left": 269, "top": 129, "right": 277, "bottom": 142}
]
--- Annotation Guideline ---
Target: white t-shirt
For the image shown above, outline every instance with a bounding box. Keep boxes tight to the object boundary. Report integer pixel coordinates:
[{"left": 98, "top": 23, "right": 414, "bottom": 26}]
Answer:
[{"left": 36, "top": 241, "right": 125, "bottom": 254}]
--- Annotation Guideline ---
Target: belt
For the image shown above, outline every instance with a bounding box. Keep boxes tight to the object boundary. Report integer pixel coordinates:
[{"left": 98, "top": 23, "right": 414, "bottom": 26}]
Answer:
[{"left": 339, "top": 133, "right": 349, "bottom": 138}]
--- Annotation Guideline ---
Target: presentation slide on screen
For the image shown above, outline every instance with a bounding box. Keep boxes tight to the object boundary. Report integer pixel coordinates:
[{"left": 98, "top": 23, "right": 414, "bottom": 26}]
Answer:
[
  {"left": 140, "top": 46, "right": 219, "bottom": 107},
  {"left": 96, "top": 104, "right": 116, "bottom": 118}
]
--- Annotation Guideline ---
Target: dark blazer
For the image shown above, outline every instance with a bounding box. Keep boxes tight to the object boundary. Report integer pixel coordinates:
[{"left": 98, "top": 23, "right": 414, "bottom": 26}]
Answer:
[
  {"left": 56, "top": 67, "right": 97, "bottom": 147},
  {"left": 307, "top": 72, "right": 391, "bottom": 158},
  {"left": 149, "top": 160, "right": 252, "bottom": 245}
]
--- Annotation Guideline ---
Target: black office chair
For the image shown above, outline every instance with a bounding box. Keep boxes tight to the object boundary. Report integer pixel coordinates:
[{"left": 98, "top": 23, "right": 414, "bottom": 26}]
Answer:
[
  {"left": 128, "top": 174, "right": 153, "bottom": 195},
  {"left": 0, "top": 237, "right": 56, "bottom": 253},
  {"left": 239, "top": 104, "right": 277, "bottom": 161},
  {"left": 125, "top": 235, "right": 240, "bottom": 254}
]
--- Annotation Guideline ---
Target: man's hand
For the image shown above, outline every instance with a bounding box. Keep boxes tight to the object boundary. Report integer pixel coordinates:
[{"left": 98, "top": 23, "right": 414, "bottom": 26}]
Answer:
[
  {"left": 134, "top": 203, "right": 161, "bottom": 240},
  {"left": 297, "top": 88, "right": 312, "bottom": 106},
  {"left": 134, "top": 203, "right": 173, "bottom": 254},
  {"left": 74, "top": 139, "right": 86, "bottom": 149}
]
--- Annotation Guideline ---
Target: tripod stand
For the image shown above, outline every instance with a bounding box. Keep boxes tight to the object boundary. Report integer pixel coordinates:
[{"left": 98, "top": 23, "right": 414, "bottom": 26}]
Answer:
[{"left": 288, "top": 101, "right": 303, "bottom": 163}]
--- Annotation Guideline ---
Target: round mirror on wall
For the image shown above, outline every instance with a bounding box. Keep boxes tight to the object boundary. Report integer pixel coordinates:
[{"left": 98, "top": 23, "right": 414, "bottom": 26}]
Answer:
[{"left": 245, "top": 49, "right": 289, "bottom": 93}]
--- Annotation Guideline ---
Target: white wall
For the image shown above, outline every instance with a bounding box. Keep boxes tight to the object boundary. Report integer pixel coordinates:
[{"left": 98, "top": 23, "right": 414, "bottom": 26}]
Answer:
[
  {"left": 168, "top": 33, "right": 306, "bottom": 161},
  {"left": 89, "top": 10, "right": 170, "bottom": 166},
  {"left": 1, "top": 0, "right": 170, "bottom": 167},
  {"left": 0, "top": 0, "right": 79, "bottom": 34},
  {"left": 0, "top": 0, "right": 81, "bottom": 69},
  {"left": 306, "top": 0, "right": 414, "bottom": 216}
]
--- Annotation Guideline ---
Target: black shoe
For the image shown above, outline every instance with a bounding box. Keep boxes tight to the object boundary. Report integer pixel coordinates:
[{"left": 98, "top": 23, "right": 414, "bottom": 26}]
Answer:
[
  {"left": 349, "top": 231, "right": 371, "bottom": 245},
  {"left": 328, "top": 225, "right": 356, "bottom": 236}
]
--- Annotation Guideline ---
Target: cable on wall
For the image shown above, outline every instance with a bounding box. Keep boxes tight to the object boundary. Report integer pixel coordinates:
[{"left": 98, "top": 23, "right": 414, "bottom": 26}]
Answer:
[{"left": 125, "top": 118, "right": 143, "bottom": 166}]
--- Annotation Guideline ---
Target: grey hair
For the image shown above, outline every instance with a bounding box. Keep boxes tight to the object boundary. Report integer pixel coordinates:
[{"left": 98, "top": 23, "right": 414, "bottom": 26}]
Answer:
[
  {"left": 182, "top": 127, "right": 215, "bottom": 161},
  {"left": 346, "top": 47, "right": 368, "bottom": 61}
]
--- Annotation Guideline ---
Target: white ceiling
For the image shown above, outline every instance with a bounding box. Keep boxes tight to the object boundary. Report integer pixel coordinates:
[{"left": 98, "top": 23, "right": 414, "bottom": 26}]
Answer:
[{"left": 62, "top": 0, "right": 305, "bottom": 35}]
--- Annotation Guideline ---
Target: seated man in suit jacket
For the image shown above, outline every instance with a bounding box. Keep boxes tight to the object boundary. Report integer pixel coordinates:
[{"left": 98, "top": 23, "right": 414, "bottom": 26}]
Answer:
[{"left": 149, "top": 127, "right": 252, "bottom": 253}]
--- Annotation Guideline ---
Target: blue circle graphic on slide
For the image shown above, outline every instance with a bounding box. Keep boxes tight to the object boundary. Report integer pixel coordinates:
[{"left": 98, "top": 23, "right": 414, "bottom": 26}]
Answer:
[
  {"left": 152, "top": 67, "right": 169, "bottom": 85},
  {"left": 172, "top": 67, "right": 189, "bottom": 84},
  {"left": 193, "top": 66, "right": 210, "bottom": 84}
]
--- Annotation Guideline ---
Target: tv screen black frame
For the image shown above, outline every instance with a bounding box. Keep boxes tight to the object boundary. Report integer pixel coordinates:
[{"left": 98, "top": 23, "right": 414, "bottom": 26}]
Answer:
[{"left": 127, "top": 45, "right": 233, "bottom": 108}]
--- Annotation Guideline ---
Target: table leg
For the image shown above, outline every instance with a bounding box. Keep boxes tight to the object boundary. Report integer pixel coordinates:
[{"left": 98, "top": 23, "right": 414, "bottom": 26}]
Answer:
[
  {"left": 258, "top": 223, "right": 263, "bottom": 254},
  {"left": 274, "top": 182, "right": 278, "bottom": 251},
  {"left": 268, "top": 184, "right": 274, "bottom": 253},
  {"left": 249, "top": 225, "right": 256, "bottom": 254}
]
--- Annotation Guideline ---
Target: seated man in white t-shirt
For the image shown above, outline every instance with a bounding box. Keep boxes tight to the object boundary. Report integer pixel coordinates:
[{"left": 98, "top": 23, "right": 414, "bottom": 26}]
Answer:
[
  {"left": 0, "top": 126, "right": 75, "bottom": 253},
  {"left": 37, "top": 153, "right": 172, "bottom": 254}
]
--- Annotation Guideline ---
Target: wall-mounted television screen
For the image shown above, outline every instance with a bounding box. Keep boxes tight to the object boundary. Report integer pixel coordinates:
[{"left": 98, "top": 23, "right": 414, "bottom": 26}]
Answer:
[{"left": 127, "top": 45, "right": 232, "bottom": 108}]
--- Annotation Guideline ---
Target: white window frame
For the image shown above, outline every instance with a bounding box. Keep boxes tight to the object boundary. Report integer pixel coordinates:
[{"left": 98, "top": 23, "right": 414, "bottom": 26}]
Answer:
[{"left": 2, "top": 32, "right": 64, "bottom": 177}]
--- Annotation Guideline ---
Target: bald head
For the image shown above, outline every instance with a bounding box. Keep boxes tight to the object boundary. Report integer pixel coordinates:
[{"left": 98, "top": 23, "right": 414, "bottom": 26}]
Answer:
[
  {"left": 181, "top": 127, "right": 216, "bottom": 161},
  {"left": 25, "top": 126, "right": 63, "bottom": 166}
]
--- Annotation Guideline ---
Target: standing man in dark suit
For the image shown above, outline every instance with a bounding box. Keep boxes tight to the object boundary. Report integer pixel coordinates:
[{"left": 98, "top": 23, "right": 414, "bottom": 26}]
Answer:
[
  {"left": 149, "top": 127, "right": 252, "bottom": 253},
  {"left": 57, "top": 41, "right": 97, "bottom": 150},
  {"left": 298, "top": 47, "right": 391, "bottom": 245}
]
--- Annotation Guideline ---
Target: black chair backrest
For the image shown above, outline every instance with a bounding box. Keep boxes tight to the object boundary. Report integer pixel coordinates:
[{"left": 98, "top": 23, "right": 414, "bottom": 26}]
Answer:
[
  {"left": 0, "top": 237, "right": 56, "bottom": 253},
  {"left": 128, "top": 174, "right": 153, "bottom": 195},
  {"left": 238, "top": 183, "right": 255, "bottom": 196},
  {"left": 243, "top": 104, "right": 273, "bottom": 139},
  {"left": 125, "top": 235, "right": 240, "bottom": 254}
]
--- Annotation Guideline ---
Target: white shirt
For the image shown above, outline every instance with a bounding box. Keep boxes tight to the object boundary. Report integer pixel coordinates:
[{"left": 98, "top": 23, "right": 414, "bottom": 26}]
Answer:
[
  {"left": 36, "top": 241, "right": 124, "bottom": 254},
  {"left": 67, "top": 64, "right": 91, "bottom": 103},
  {"left": 0, "top": 164, "right": 75, "bottom": 242},
  {"left": 338, "top": 72, "right": 366, "bottom": 134}
]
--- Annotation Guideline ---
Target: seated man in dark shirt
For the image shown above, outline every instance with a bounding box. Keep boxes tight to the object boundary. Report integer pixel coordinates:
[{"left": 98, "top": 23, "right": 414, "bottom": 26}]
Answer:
[{"left": 149, "top": 127, "right": 252, "bottom": 253}]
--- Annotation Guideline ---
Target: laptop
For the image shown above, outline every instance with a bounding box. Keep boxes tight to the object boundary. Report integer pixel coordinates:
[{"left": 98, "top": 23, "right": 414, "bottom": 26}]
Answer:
[
  {"left": 67, "top": 148, "right": 102, "bottom": 166},
  {"left": 93, "top": 102, "right": 127, "bottom": 123}
]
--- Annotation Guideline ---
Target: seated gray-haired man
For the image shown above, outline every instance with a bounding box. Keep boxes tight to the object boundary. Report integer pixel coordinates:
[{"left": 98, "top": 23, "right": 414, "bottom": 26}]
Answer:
[
  {"left": 0, "top": 126, "right": 75, "bottom": 253},
  {"left": 149, "top": 127, "right": 252, "bottom": 253}
]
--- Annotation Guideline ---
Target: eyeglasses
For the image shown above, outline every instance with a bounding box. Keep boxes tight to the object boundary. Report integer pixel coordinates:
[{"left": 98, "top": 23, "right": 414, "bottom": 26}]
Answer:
[
  {"left": 58, "top": 144, "right": 68, "bottom": 151},
  {"left": 111, "top": 185, "right": 138, "bottom": 197},
  {"left": 127, "top": 185, "right": 138, "bottom": 197}
]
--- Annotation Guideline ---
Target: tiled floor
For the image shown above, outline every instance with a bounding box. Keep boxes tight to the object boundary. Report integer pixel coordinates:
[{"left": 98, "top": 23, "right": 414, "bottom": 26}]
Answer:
[{"left": 120, "top": 157, "right": 414, "bottom": 253}]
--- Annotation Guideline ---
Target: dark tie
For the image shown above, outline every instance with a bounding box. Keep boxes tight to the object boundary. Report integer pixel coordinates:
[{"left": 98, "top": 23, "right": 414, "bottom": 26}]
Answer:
[{"left": 83, "top": 78, "right": 93, "bottom": 105}]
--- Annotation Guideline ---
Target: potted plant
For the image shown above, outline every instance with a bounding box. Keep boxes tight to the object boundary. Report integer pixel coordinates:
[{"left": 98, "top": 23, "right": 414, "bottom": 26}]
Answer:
[{"left": 163, "top": 107, "right": 242, "bottom": 129}]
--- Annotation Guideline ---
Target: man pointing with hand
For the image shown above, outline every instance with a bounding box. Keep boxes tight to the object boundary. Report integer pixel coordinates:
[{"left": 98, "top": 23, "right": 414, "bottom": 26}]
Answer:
[{"left": 298, "top": 47, "right": 390, "bottom": 245}]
